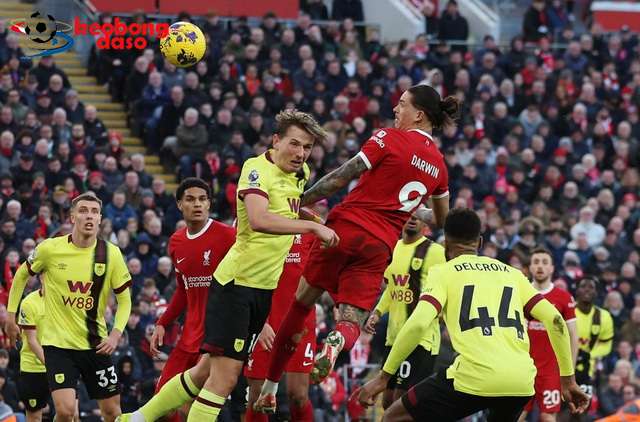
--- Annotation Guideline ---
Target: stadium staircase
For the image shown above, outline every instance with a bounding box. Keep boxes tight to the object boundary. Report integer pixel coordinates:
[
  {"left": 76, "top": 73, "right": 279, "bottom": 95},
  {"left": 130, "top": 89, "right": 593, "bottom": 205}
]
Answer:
[{"left": 1, "top": 1, "right": 179, "bottom": 192}]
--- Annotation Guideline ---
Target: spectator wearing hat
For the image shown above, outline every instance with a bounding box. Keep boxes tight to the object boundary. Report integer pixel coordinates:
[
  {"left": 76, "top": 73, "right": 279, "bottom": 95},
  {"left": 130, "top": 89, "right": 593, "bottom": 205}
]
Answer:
[
  {"left": 83, "top": 105, "right": 109, "bottom": 148},
  {"left": 129, "top": 232, "right": 159, "bottom": 279},
  {"left": 87, "top": 171, "right": 110, "bottom": 204},
  {"left": 10, "top": 153, "right": 35, "bottom": 191},
  {"left": 70, "top": 154, "right": 89, "bottom": 191},
  {"left": 33, "top": 92, "right": 53, "bottom": 125}
]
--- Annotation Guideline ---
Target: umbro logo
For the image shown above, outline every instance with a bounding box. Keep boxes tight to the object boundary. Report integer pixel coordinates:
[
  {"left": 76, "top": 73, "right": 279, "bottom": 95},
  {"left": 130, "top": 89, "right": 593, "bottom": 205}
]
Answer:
[{"left": 57, "top": 263, "right": 67, "bottom": 270}]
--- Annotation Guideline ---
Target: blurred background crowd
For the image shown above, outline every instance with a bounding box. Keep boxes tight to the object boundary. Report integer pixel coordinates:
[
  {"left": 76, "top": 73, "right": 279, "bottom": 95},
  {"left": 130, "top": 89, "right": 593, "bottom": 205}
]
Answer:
[{"left": 0, "top": 0, "right": 639, "bottom": 419}]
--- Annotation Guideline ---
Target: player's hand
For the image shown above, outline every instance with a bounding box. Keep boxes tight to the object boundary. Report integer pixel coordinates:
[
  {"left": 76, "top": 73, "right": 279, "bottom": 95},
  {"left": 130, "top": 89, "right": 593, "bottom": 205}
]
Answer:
[
  {"left": 560, "top": 375, "right": 590, "bottom": 414},
  {"left": 257, "top": 323, "right": 276, "bottom": 351},
  {"left": 364, "top": 310, "right": 381, "bottom": 335},
  {"left": 96, "top": 330, "right": 121, "bottom": 355},
  {"left": 355, "top": 371, "right": 390, "bottom": 407},
  {"left": 150, "top": 325, "right": 165, "bottom": 357},
  {"left": 313, "top": 224, "right": 340, "bottom": 248},
  {"left": 4, "top": 316, "right": 20, "bottom": 349}
]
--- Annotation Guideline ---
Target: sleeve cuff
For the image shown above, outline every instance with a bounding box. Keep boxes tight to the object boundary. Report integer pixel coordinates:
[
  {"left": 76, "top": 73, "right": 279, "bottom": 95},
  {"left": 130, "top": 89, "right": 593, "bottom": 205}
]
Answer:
[
  {"left": 431, "top": 191, "right": 450, "bottom": 199},
  {"left": 524, "top": 293, "right": 545, "bottom": 320},
  {"left": 26, "top": 262, "right": 36, "bottom": 276},
  {"left": 238, "top": 188, "right": 269, "bottom": 201},
  {"left": 357, "top": 151, "right": 372, "bottom": 170},
  {"left": 419, "top": 294, "right": 442, "bottom": 314},
  {"left": 114, "top": 280, "right": 132, "bottom": 294},
  {"left": 19, "top": 324, "right": 36, "bottom": 330}
]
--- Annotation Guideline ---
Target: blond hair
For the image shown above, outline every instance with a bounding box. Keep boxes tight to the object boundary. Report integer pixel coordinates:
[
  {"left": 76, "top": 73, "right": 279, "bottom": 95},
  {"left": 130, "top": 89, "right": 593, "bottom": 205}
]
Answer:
[{"left": 275, "top": 110, "right": 328, "bottom": 144}]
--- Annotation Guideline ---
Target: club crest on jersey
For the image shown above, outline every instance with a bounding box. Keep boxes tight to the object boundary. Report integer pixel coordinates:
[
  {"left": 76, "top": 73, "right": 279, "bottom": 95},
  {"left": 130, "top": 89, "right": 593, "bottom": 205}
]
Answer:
[
  {"left": 94, "top": 263, "right": 106, "bottom": 277},
  {"left": 55, "top": 373, "right": 65, "bottom": 384},
  {"left": 203, "top": 250, "right": 211, "bottom": 266},
  {"left": 234, "top": 338, "right": 245, "bottom": 352},
  {"left": 248, "top": 169, "right": 260, "bottom": 187},
  {"left": 411, "top": 257, "right": 423, "bottom": 271}
]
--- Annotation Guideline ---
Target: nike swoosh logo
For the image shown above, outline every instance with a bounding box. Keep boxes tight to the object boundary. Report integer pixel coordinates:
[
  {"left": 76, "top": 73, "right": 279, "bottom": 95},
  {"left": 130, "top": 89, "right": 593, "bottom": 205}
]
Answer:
[
  {"left": 302, "top": 362, "right": 313, "bottom": 367},
  {"left": 177, "top": 258, "right": 185, "bottom": 264}
]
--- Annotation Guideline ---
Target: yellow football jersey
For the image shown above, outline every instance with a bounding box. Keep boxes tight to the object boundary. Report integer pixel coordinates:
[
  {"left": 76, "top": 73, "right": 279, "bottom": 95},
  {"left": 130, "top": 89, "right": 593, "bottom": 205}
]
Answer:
[
  {"left": 422, "top": 255, "right": 539, "bottom": 396},
  {"left": 17, "top": 290, "right": 46, "bottom": 373},
  {"left": 576, "top": 305, "right": 614, "bottom": 377},
  {"left": 376, "top": 238, "right": 445, "bottom": 352},
  {"left": 26, "top": 235, "right": 132, "bottom": 350},
  {"left": 215, "top": 150, "right": 309, "bottom": 290}
]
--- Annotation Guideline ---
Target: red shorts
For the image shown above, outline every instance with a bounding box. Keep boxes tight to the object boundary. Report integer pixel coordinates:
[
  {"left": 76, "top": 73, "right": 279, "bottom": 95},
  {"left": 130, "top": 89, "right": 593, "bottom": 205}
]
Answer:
[
  {"left": 303, "top": 219, "right": 390, "bottom": 310},
  {"left": 155, "top": 346, "right": 202, "bottom": 392},
  {"left": 524, "top": 372, "right": 561, "bottom": 414},
  {"left": 244, "top": 315, "right": 316, "bottom": 379}
]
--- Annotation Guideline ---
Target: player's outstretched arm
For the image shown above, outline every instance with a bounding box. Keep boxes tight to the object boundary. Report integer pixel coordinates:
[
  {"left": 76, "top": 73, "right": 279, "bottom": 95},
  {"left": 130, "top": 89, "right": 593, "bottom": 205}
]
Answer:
[
  {"left": 530, "top": 299, "right": 590, "bottom": 414},
  {"left": 301, "top": 155, "right": 368, "bottom": 207},
  {"left": 245, "top": 193, "right": 339, "bottom": 246},
  {"left": 5, "top": 264, "right": 30, "bottom": 348}
]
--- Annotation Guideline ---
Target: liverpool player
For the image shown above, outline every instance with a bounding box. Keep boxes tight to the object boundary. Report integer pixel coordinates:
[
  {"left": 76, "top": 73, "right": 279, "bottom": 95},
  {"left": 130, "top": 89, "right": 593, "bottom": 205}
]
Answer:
[
  {"left": 519, "top": 247, "right": 578, "bottom": 422},
  {"left": 119, "top": 177, "right": 235, "bottom": 422},
  {"left": 255, "top": 85, "right": 458, "bottom": 412},
  {"left": 245, "top": 231, "right": 316, "bottom": 422}
]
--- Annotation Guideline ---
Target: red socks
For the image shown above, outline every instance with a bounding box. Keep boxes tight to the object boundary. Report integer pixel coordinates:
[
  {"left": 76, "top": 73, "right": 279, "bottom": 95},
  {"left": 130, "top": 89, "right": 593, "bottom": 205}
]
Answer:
[
  {"left": 266, "top": 299, "right": 313, "bottom": 382},
  {"left": 290, "top": 400, "right": 313, "bottom": 421},
  {"left": 245, "top": 406, "right": 268, "bottom": 422},
  {"left": 335, "top": 320, "right": 361, "bottom": 350}
]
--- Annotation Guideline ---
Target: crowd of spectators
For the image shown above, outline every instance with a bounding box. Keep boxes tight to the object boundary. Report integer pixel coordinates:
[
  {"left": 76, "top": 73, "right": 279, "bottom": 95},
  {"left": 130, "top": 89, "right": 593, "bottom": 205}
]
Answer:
[{"left": 0, "top": 0, "right": 639, "bottom": 419}]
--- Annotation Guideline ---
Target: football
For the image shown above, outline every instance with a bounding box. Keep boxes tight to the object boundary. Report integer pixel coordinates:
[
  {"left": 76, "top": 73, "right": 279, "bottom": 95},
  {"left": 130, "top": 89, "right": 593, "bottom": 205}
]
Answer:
[
  {"left": 159, "top": 21, "right": 206, "bottom": 68},
  {"left": 24, "top": 11, "right": 56, "bottom": 44}
]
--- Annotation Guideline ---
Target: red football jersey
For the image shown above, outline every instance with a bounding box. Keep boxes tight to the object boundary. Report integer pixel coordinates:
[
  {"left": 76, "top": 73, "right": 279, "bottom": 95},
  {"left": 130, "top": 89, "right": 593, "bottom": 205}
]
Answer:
[
  {"left": 159, "top": 219, "right": 236, "bottom": 353},
  {"left": 267, "top": 232, "right": 315, "bottom": 329},
  {"left": 527, "top": 285, "right": 576, "bottom": 375},
  {"left": 330, "top": 128, "right": 449, "bottom": 252}
]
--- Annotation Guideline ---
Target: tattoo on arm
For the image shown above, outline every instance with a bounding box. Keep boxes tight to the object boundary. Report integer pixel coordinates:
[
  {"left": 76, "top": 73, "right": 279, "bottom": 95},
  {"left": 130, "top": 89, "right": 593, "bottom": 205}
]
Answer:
[
  {"left": 553, "top": 315, "right": 565, "bottom": 335},
  {"left": 301, "top": 155, "right": 369, "bottom": 206},
  {"left": 339, "top": 303, "right": 369, "bottom": 326}
]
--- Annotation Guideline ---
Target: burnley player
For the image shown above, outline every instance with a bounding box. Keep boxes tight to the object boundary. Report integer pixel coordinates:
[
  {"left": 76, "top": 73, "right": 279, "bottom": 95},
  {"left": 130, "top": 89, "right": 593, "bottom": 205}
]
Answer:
[
  {"left": 255, "top": 85, "right": 457, "bottom": 412},
  {"left": 245, "top": 232, "right": 316, "bottom": 422},
  {"left": 186, "top": 111, "right": 338, "bottom": 421},
  {"left": 519, "top": 248, "right": 578, "bottom": 422},
  {"left": 357, "top": 208, "right": 589, "bottom": 421}
]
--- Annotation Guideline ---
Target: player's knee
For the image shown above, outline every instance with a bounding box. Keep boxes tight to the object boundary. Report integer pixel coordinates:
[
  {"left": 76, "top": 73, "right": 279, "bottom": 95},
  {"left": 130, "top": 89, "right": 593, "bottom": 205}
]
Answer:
[
  {"left": 99, "top": 400, "right": 121, "bottom": 422},
  {"left": 190, "top": 363, "right": 210, "bottom": 388},
  {"left": 286, "top": 387, "right": 308, "bottom": 408},
  {"left": 539, "top": 412, "right": 557, "bottom": 422},
  {"left": 53, "top": 405, "right": 76, "bottom": 421}
]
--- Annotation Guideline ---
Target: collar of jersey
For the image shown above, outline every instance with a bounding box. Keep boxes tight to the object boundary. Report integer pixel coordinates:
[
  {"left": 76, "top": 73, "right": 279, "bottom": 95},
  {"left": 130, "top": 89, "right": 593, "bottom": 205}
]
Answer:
[
  {"left": 67, "top": 234, "right": 97, "bottom": 249},
  {"left": 186, "top": 218, "right": 213, "bottom": 240}
]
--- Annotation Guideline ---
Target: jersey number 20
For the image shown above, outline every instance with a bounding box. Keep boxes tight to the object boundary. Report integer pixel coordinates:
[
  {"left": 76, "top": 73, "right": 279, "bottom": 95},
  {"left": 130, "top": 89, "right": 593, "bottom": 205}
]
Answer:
[{"left": 459, "top": 285, "right": 525, "bottom": 339}]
